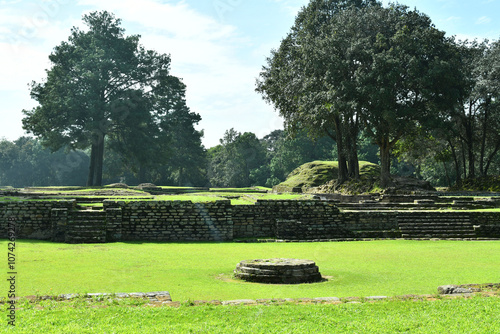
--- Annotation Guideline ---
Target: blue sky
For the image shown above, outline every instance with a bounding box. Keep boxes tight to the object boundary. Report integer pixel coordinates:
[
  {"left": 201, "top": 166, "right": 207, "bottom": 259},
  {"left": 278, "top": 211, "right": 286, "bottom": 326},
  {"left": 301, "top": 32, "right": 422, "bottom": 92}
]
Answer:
[{"left": 1, "top": 0, "right": 499, "bottom": 148}]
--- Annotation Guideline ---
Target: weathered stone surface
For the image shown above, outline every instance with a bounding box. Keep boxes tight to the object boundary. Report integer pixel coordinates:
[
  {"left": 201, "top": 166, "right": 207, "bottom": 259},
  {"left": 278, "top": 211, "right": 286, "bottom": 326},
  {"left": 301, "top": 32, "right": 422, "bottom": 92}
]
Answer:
[
  {"left": 136, "top": 183, "right": 160, "bottom": 190},
  {"left": 314, "top": 297, "right": 341, "bottom": 302},
  {"left": 2, "top": 197, "right": 500, "bottom": 243},
  {"left": 222, "top": 299, "right": 258, "bottom": 306},
  {"left": 234, "top": 258, "right": 323, "bottom": 284},
  {"left": 366, "top": 296, "right": 388, "bottom": 300},
  {"left": 438, "top": 285, "right": 473, "bottom": 295},
  {"left": 106, "top": 183, "right": 129, "bottom": 189}
]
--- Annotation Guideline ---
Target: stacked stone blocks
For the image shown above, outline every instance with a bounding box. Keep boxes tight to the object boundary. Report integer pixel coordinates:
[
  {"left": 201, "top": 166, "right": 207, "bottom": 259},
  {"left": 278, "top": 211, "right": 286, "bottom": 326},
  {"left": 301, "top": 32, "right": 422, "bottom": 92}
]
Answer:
[{"left": 1, "top": 199, "right": 500, "bottom": 243}]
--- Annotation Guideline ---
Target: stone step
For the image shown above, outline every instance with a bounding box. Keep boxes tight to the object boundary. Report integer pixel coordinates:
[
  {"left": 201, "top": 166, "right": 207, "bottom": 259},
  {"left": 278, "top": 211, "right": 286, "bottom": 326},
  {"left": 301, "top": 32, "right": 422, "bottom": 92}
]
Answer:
[
  {"left": 398, "top": 217, "right": 471, "bottom": 220},
  {"left": 235, "top": 272, "right": 323, "bottom": 284},
  {"left": 351, "top": 230, "right": 401, "bottom": 238},
  {"left": 399, "top": 222, "right": 472, "bottom": 225},
  {"left": 400, "top": 231, "right": 476, "bottom": 236},
  {"left": 398, "top": 218, "right": 471, "bottom": 221},
  {"left": 398, "top": 214, "right": 471, "bottom": 217},
  {"left": 70, "top": 218, "right": 106, "bottom": 222},
  {"left": 234, "top": 259, "right": 323, "bottom": 284},
  {"left": 401, "top": 234, "right": 477, "bottom": 238},
  {"left": 399, "top": 227, "right": 474, "bottom": 231},
  {"left": 69, "top": 217, "right": 106, "bottom": 222},
  {"left": 68, "top": 227, "right": 106, "bottom": 231},
  {"left": 398, "top": 217, "right": 470, "bottom": 221},
  {"left": 399, "top": 226, "right": 474, "bottom": 230},
  {"left": 72, "top": 212, "right": 106, "bottom": 217},
  {"left": 402, "top": 223, "right": 473, "bottom": 226}
]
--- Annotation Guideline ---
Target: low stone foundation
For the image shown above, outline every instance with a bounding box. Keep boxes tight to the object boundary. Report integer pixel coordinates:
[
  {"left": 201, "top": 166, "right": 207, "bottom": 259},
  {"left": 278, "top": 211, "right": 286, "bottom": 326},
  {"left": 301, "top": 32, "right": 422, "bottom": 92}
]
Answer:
[
  {"left": 234, "top": 259, "right": 323, "bottom": 284},
  {"left": 1, "top": 199, "right": 500, "bottom": 243}
]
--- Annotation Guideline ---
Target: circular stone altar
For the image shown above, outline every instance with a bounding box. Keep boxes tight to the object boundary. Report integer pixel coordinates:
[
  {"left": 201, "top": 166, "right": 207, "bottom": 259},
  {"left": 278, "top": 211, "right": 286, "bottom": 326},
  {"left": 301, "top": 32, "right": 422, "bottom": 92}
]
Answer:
[{"left": 234, "top": 258, "right": 323, "bottom": 284}]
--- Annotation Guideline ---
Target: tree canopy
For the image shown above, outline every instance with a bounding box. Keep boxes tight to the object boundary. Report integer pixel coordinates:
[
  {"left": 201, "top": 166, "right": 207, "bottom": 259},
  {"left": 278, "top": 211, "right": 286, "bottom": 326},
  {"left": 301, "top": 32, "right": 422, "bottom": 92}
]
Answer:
[
  {"left": 22, "top": 11, "right": 191, "bottom": 186},
  {"left": 257, "top": 1, "right": 464, "bottom": 187}
]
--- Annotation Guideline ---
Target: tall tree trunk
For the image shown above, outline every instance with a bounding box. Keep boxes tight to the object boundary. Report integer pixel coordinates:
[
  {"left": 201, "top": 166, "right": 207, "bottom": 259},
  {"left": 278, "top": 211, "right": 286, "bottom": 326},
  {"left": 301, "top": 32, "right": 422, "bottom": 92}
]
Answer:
[
  {"left": 326, "top": 120, "right": 348, "bottom": 185},
  {"left": 138, "top": 165, "right": 147, "bottom": 184},
  {"left": 467, "top": 142, "right": 475, "bottom": 179},
  {"left": 479, "top": 98, "right": 490, "bottom": 176},
  {"left": 443, "top": 160, "right": 451, "bottom": 188},
  {"left": 461, "top": 141, "right": 467, "bottom": 180},
  {"left": 334, "top": 117, "right": 348, "bottom": 184},
  {"left": 86, "top": 143, "right": 97, "bottom": 186},
  {"left": 465, "top": 111, "right": 475, "bottom": 179},
  {"left": 93, "top": 134, "right": 105, "bottom": 186},
  {"left": 348, "top": 147, "right": 359, "bottom": 179},
  {"left": 485, "top": 139, "right": 500, "bottom": 176},
  {"left": 448, "top": 138, "right": 461, "bottom": 186},
  {"left": 178, "top": 167, "right": 184, "bottom": 186},
  {"left": 379, "top": 137, "right": 392, "bottom": 188},
  {"left": 346, "top": 116, "right": 360, "bottom": 179}
]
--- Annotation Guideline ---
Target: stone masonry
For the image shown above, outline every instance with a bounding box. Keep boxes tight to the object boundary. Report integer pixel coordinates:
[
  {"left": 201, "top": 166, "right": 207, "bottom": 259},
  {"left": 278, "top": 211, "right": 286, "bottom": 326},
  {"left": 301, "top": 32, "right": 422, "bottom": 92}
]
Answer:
[{"left": 1, "top": 199, "right": 500, "bottom": 243}]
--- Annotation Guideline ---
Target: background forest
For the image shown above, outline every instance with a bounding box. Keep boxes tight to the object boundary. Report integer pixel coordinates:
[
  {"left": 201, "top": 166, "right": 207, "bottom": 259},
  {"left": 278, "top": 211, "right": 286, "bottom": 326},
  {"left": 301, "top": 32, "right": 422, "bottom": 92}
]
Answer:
[{"left": 2, "top": 124, "right": 500, "bottom": 189}]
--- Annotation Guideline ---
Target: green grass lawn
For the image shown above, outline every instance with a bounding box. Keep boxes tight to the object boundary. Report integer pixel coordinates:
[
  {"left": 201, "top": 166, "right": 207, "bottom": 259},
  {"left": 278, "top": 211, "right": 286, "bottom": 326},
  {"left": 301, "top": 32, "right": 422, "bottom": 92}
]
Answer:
[
  {"left": 7, "top": 297, "right": 500, "bottom": 333},
  {"left": 2, "top": 240, "right": 500, "bottom": 332},
  {"left": 6, "top": 240, "right": 500, "bottom": 301}
]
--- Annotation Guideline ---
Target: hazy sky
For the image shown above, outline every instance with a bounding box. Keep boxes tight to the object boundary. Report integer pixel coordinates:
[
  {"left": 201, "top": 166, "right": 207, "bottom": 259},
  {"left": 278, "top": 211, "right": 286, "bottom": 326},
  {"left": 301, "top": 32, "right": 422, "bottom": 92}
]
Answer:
[{"left": 1, "top": 0, "right": 499, "bottom": 148}]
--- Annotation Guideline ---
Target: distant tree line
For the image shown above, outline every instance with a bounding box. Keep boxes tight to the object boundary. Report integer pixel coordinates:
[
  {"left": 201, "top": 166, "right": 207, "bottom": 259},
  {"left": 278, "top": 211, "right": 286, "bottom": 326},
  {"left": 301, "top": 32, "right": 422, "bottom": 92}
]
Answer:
[
  {"left": 0, "top": 129, "right": 377, "bottom": 188},
  {"left": 4, "top": 122, "right": 500, "bottom": 189},
  {"left": 0, "top": 134, "right": 206, "bottom": 188}
]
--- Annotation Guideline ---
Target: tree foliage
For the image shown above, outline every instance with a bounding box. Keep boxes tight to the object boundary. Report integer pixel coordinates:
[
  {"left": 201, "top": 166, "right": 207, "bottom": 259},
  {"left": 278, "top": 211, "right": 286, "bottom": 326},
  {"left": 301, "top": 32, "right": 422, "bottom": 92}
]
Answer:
[
  {"left": 0, "top": 137, "right": 88, "bottom": 187},
  {"left": 22, "top": 11, "right": 188, "bottom": 186},
  {"left": 207, "top": 129, "right": 267, "bottom": 188},
  {"left": 394, "top": 39, "right": 500, "bottom": 187},
  {"left": 257, "top": 0, "right": 379, "bottom": 184},
  {"left": 257, "top": 1, "right": 464, "bottom": 187}
]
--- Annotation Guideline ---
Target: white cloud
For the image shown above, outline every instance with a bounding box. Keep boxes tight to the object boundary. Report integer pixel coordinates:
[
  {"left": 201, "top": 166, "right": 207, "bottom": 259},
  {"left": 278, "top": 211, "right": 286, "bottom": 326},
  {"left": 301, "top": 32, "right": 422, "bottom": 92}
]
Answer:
[
  {"left": 0, "top": 0, "right": 21, "bottom": 4},
  {"left": 0, "top": 0, "right": 285, "bottom": 146},
  {"left": 74, "top": 0, "right": 276, "bottom": 147},
  {"left": 271, "top": 0, "right": 307, "bottom": 17},
  {"left": 78, "top": 0, "right": 237, "bottom": 40},
  {"left": 445, "top": 16, "right": 461, "bottom": 22},
  {"left": 476, "top": 16, "right": 492, "bottom": 25}
]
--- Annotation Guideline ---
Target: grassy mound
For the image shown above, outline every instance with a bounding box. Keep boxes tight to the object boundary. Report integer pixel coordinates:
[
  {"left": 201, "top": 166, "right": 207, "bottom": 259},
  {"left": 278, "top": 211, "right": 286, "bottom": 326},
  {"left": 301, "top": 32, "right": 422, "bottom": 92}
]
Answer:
[
  {"left": 312, "top": 161, "right": 381, "bottom": 194},
  {"left": 273, "top": 161, "right": 381, "bottom": 193},
  {"left": 273, "top": 161, "right": 340, "bottom": 193}
]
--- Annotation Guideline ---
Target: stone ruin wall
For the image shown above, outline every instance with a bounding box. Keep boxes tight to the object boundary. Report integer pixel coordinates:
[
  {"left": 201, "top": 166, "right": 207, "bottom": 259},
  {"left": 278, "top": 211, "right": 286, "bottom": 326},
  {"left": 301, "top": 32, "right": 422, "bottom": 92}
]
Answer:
[{"left": 1, "top": 199, "right": 500, "bottom": 243}]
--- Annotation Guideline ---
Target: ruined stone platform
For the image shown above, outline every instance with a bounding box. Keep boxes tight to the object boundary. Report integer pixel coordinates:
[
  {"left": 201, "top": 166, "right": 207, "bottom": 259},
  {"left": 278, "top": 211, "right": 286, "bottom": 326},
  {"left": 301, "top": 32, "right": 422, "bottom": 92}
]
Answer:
[{"left": 234, "top": 258, "right": 323, "bottom": 284}]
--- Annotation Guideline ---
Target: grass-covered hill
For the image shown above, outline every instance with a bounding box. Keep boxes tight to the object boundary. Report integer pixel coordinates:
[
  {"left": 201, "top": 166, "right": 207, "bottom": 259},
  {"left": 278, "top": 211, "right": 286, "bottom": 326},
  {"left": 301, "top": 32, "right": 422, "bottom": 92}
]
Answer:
[{"left": 272, "top": 161, "right": 380, "bottom": 193}]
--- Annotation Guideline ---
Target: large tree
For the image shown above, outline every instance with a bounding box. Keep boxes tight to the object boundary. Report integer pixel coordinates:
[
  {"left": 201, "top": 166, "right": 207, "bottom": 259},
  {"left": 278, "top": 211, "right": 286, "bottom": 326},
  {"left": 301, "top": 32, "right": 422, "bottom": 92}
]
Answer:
[
  {"left": 257, "top": 1, "right": 463, "bottom": 187},
  {"left": 351, "top": 5, "right": 463, "bottom": 186},
  {"left": 22, "top": 11, "right": 180, "bottom": 186},
  {"left": 256, "top": 0, "right": 379, "bottom": 184}
]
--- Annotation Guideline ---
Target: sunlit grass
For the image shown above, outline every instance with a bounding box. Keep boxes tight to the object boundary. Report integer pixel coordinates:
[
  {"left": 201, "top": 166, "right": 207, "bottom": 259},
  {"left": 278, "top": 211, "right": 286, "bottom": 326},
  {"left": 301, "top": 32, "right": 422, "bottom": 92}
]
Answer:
[
  {"left": 6, "top": 240, "right": 500, "bottom": 301},
  {"left": 9, "top": 297, "right": 500, "bottom": 333}
]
